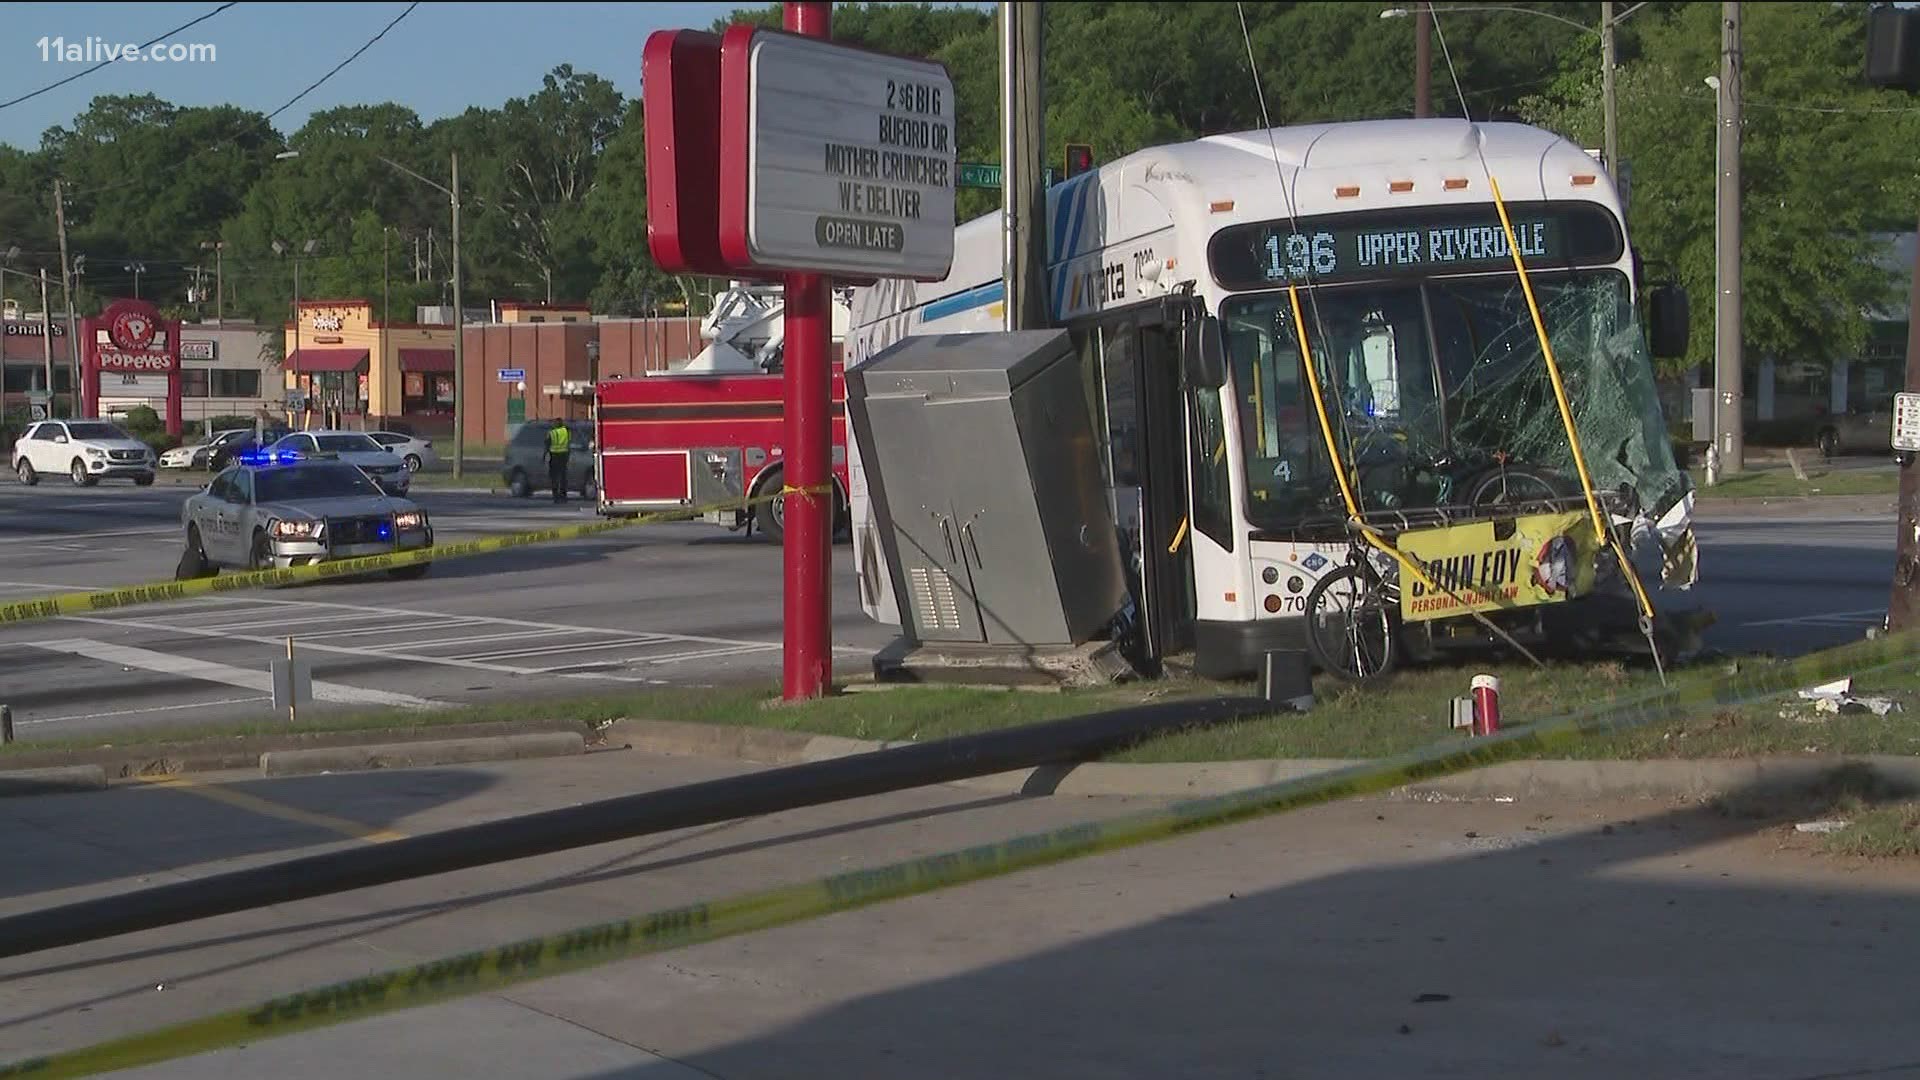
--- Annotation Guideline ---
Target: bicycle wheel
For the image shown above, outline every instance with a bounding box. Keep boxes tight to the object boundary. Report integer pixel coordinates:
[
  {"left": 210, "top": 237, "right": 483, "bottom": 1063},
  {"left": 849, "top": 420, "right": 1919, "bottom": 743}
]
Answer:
[
  {"left": 1465, "top": 465, "right": 1559, "bottom": 510},
  {"left": 1304, "top": 564, "right": 1400, "bottom": 681}
]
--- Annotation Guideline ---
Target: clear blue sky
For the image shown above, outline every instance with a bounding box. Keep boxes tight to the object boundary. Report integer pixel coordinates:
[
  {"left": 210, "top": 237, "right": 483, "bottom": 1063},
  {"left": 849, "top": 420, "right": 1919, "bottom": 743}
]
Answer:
[{"left": 0, "top": 2, "right": 749, "bottom": 149}]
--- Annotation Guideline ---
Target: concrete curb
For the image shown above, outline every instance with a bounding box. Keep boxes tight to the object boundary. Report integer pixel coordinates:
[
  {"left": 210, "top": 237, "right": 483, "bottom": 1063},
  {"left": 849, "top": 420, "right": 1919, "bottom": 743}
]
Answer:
[
  {"left": 0, "top": 719, "right": 593, "bottom": 779},
  {"left": 601, "top": 719, "right": 1920, "bottom": 802},
  {"left": 259, "top": 731, "right": 586, "bottom": 777},
  {"left": 0, "top": 765, "right": 107, "bottom": 798}
]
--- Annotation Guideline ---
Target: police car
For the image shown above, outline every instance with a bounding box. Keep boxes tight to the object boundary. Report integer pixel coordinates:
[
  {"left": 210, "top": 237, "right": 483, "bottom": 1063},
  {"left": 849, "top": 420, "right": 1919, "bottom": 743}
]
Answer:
[{"left": 175, "top": 450, "right": 433, "bottom": 580}]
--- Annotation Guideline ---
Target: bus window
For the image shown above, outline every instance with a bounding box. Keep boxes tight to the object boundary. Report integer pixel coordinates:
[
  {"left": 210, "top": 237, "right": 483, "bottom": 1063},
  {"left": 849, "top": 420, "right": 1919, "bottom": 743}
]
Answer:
[
  {"left": 1102, "top": 322, "right": 1141, "bottom": 489},
  {"left": 1188, "top": 375, "right": 1233, "bottom": 551},
  {"left": 1222, "top": 300, "right": 1337, "bottom": 523},
  {"left": 1072, "top": 326, "right": 1112, "bottom": 490}
]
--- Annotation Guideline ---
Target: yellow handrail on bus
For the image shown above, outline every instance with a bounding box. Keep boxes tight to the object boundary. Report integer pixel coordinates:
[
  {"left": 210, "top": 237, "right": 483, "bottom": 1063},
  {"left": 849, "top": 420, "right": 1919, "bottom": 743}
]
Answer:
[
  {"left": 1484, "top": 176, "right": 1658, "bottom": 631},
  {"left": 1285, "top": 283, "right": 1543, "bottom": 668}
]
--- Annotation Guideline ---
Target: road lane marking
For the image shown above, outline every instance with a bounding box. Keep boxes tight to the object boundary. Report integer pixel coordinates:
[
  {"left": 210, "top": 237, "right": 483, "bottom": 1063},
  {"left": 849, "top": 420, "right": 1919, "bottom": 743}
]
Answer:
[
  {"left": 29, "top": 638, "right": 446, "bottom": 708},
  {"left": 227, "top": 596, "right": 808, "bottom": 650},
  {"left": 15, "top": 695, "right": 272, "bottom": 726},
  {"left": 0, "top": 526, "right": 175, "bottom": 545},
  {"left": 135, "top": 776, "right": 408, "bottom": 843},
  {"left": 1739, "top": 608, "right": 1885, "bottom": 628},
  {"left": 60, "top": 613, "right": 555, "bottom": 676},
  {"left": 451, "top": 636, "right": 676, "bottom": 663},
  {"left": 394, "top": 626, "right": 585, "bottom": 649},
  {"left": 296, "top": 618, "right": 489, "bottom": 640}
]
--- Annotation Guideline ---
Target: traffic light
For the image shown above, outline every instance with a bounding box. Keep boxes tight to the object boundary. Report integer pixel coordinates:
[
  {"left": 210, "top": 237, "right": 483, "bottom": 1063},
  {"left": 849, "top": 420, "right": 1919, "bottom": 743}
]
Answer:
[{"left": 1064, "top": 142, "right": 1095, "bottom": 179}]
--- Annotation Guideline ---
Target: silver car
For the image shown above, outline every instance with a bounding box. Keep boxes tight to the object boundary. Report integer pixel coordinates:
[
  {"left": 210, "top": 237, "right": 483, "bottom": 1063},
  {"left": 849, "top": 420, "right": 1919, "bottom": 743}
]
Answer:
[
  {"left": 267, "top": 430, "right": 411, "bottom": 494},
  {"left": 176, "top": 458, "right": 433, "bottom": 580}
]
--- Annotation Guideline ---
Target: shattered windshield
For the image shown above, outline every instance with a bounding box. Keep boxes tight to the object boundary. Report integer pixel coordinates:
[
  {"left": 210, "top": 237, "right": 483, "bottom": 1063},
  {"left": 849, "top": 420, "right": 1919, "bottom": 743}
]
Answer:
[{"left": 1221, "top": 270, "right": 1684, "bottom": 532}]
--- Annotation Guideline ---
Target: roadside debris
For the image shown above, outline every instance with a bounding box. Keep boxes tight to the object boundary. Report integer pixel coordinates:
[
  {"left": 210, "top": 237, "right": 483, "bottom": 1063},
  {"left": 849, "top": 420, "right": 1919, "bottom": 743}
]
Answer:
[
  {"left": 1795, "top": 677, "right": 1902, "bottom": 717},
  {"left": 1794, "top": 819, "right": 1851, "bottom": 835}
]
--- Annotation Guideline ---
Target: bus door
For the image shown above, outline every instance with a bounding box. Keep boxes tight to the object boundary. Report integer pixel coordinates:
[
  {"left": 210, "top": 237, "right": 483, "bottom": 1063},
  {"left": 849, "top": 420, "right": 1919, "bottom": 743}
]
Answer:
[{"left": 1081, "top": 310, "right": 1196, "bottom": 670}]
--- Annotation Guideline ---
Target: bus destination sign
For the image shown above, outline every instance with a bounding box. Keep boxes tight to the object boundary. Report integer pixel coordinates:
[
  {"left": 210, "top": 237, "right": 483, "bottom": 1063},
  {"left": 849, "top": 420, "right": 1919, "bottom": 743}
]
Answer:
[{"left": 1208, "top": 202, "right": 1623, "bottom": 290}]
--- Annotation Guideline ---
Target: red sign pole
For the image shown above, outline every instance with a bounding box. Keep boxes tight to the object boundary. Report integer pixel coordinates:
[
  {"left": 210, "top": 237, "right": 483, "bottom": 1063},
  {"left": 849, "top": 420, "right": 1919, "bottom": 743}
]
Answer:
[{"left": 781, "top": 0, "right": 834, "bottom": 701}]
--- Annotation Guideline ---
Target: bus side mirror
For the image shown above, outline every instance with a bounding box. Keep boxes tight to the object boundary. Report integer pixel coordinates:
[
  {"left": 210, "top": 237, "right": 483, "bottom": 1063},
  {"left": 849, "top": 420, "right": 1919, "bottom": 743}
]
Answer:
[
  {"left": 1183, "top": 315, "right": 1226, "bottom": 388},
  {"left": 1648, "top": 285, "right": 1690, "bottom": 360}
]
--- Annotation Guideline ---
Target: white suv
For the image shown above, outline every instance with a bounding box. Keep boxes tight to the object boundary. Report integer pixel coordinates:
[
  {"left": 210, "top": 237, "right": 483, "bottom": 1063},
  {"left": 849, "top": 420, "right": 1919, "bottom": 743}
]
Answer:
[{"left": 12, "top": 419, "right": 157, "bottom": 487}]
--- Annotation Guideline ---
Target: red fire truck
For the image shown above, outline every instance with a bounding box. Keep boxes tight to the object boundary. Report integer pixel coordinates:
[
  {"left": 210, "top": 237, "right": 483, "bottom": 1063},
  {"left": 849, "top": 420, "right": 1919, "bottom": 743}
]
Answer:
[{"left": 593, "top": 286, "right": 849, "bottom": 543}]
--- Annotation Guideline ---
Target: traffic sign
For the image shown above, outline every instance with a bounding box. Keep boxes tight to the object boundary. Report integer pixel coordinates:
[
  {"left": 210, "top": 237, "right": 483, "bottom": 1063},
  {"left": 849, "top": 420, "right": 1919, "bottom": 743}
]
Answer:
[
  {"left": 956, "top": 163, "right": 1061, "bottom": 190},
  {"left": 958, "top": 162, "right": 1001, "bottom": 189},
  {"left": 1895, "top": 392, "right": 1920, "bottom": 453},
  {"left": 498, "top": 368, "right": 527, "bottom": 383},
  {"left": 28, "top": 404, "right": 47, "bottom": 421}
]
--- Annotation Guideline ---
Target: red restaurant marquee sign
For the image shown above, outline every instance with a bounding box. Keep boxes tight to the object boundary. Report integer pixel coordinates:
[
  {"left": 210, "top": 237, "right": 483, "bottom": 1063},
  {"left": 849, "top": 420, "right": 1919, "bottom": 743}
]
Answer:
[
  {"left": 96, "top": 351, "right": 174, "bottom": 373},
  {"left": 81, "top": 298, "right": 183, "bottom": 435}
]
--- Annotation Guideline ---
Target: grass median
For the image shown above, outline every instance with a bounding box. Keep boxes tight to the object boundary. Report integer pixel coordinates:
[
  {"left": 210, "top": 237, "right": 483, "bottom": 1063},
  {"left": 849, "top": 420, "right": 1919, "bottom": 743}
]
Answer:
[
  {"left": 1690, "top": 466, "right": 1897, "bottom": 500},
  {"left": 9, "top": 652, "right": 1917, "bottom": 764}
]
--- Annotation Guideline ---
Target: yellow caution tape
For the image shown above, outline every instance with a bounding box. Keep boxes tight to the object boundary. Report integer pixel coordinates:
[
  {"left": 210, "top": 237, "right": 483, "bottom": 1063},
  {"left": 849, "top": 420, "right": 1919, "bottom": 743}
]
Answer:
[
  {"left": 0, "top": 491, "right": 778, "bottom": 629},
  {"left": 3, "top": 627, "right": 1910, "bottom": 1078}
]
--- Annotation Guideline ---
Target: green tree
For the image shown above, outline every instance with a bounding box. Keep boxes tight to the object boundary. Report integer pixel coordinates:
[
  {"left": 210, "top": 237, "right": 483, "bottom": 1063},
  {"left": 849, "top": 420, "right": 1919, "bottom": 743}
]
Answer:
[
  {"left": 38, "top": 94, "right": 278, "bottom": 309},
  {"left": 1522, "top": 1, "right": 1920, "bottom": 373}
]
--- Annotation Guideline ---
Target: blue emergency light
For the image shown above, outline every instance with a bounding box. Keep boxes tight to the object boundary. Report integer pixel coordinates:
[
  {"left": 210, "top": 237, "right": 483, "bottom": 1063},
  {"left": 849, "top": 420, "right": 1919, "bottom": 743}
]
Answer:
[{"left": 236, "top": 449, "right": 304, "bottom": 468}]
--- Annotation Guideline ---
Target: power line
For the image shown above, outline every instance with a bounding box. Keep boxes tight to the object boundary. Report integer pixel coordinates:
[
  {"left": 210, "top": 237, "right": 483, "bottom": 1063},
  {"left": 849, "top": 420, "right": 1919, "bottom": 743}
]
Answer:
[
  {"left": 63, "top": 2, "right": 421, "bottom": 200},
  {"left": 265, "top": 2, "right": 418, "bottom": 121},
  {"left": 0, "top": 4, "right": 240, "bottom": 113},
  {"left": 1633, "top": 87, "right": 1920, "bottom": 115}
]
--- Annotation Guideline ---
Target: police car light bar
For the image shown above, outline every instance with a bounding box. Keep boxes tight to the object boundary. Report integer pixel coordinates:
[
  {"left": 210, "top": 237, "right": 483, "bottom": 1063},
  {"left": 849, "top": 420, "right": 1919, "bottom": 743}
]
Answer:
[
  {"left": 236, "top": 449, "right": 302, "bottom": 467},
  {"left": 235, "top": 449, "right": 340, "bottom": 467}
]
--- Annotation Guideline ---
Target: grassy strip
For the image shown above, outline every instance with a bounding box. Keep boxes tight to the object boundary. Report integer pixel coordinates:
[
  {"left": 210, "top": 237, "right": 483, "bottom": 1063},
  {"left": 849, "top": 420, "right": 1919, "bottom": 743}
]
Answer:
[
  {"left": 12, "top": 654, "right": 1917, "bottom": 763},
  {"left": 1691, "top": 467, "right": 1896, "bottom": 500},
  {"left": 1821, "top": 801, "right": 1920, "bottom": 857}
]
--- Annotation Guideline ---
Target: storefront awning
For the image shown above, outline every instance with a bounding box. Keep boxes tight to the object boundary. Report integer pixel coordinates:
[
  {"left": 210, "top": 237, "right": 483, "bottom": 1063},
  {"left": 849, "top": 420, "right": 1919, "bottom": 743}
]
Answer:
[
  {"left": 288, "top": 348, "right": 370, "bottom": 373},
  {"left": 398, "top": 348, "right": 455, "bottom": 373}
]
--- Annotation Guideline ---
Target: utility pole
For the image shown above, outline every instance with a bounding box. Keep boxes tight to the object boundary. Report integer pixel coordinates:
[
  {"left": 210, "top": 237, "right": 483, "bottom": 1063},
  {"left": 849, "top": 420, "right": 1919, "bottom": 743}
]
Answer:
[
  {"left": 450, "top": 150, "right": 465, "bottom": 480},
  {"left": 201, "top": 241, "right": 225, "bottom": 323},
  {"left": 1000, "top": 1, "right": 1046, "bottom": 331},
  {"left": 1866, "top": 4, "right": 1920, "bottom": 631},
  {"left": 1601, "top": 1, "right": 1619, "bottom": 182},
  {"left": 1714, "top": 1, "right": 1745, "bottom": 477},
  {"left": 38, "top": 268, "right": 54, "bottom": 417},
  {"left": 52, "top": 180, "right": 79, "bottom": 351},
  {"left": 383, "top": 226, "right": 392, "bottom": 426},
  {"left": 1414, "top": 2, "right": 1432, "bottom": 118}
]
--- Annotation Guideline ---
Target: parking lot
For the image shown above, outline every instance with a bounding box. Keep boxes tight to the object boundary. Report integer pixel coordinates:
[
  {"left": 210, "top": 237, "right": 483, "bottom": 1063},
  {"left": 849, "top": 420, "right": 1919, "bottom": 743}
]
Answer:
[{"left": 0, "top": 480, "right": 891, "bottom": 741}]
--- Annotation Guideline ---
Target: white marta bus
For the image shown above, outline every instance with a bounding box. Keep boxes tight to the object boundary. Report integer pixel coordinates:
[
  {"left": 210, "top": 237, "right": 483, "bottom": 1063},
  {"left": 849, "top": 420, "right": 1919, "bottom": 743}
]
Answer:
[{"left": 847, "top": 117, "right": 1699, "bottom": 680}]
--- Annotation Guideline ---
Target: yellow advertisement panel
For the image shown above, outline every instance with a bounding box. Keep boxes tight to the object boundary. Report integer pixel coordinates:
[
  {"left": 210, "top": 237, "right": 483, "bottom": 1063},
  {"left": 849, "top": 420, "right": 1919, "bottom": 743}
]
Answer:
[{"left": 1398, "top": 511, "right": 1600, "bottom": 623}]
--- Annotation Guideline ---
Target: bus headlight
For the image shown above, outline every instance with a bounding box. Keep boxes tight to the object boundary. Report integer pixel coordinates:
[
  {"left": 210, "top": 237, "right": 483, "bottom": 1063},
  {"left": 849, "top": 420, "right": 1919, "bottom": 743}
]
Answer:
[
  {"left": 271, "top": 519, "right": 321, "bottom": 540},
  {"left": 394, "top": 511, "right": 426, "bottom": 531}
]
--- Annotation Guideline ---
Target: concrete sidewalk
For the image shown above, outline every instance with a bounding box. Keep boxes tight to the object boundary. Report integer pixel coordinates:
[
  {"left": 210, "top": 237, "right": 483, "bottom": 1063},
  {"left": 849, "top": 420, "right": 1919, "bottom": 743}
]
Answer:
[{"left": 4, "top": 751, "right": 1919, "bottom": 1079}]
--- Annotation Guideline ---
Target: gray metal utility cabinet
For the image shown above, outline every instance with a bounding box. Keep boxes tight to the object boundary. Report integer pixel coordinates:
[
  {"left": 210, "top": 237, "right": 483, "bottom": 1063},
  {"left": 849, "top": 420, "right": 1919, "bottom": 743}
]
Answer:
[{"left": 848, "top": 330, "right": 1128, "bottom": 649}]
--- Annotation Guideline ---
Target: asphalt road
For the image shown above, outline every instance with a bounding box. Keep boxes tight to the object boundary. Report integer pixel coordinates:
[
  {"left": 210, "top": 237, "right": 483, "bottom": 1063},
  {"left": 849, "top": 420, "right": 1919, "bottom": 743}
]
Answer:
[
  {"left": 0, "top": 476, "right": 1899, "bottom": 743},
  {"left": 0, "top": 478, "right": 894, "bottom": 743},
  {"left": 5, "top": 753, "right": 1918, "bottom": 1078}
]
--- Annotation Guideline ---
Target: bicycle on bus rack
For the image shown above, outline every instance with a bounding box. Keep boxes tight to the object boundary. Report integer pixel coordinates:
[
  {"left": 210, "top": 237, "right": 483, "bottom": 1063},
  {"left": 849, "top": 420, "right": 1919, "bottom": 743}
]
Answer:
[{"left": 1301, "top": 452, "right": 1573, "bottom": 682}]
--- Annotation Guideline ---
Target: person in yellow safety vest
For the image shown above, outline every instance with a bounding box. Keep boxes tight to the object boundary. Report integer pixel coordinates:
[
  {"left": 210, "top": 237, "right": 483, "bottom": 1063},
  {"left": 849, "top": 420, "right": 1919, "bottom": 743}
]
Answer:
[{"left": 544, "top": 421, "right": 572, "bottom": 504}]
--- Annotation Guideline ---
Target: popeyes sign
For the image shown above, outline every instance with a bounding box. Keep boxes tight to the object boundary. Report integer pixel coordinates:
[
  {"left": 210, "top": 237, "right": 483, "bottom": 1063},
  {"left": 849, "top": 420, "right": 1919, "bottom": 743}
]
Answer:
[
  {"left": 94, "top": 298, "right": 176, "bottom": 373},
  {"left": 80, "top": 297, "right": 183, "bottom": 435}
]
